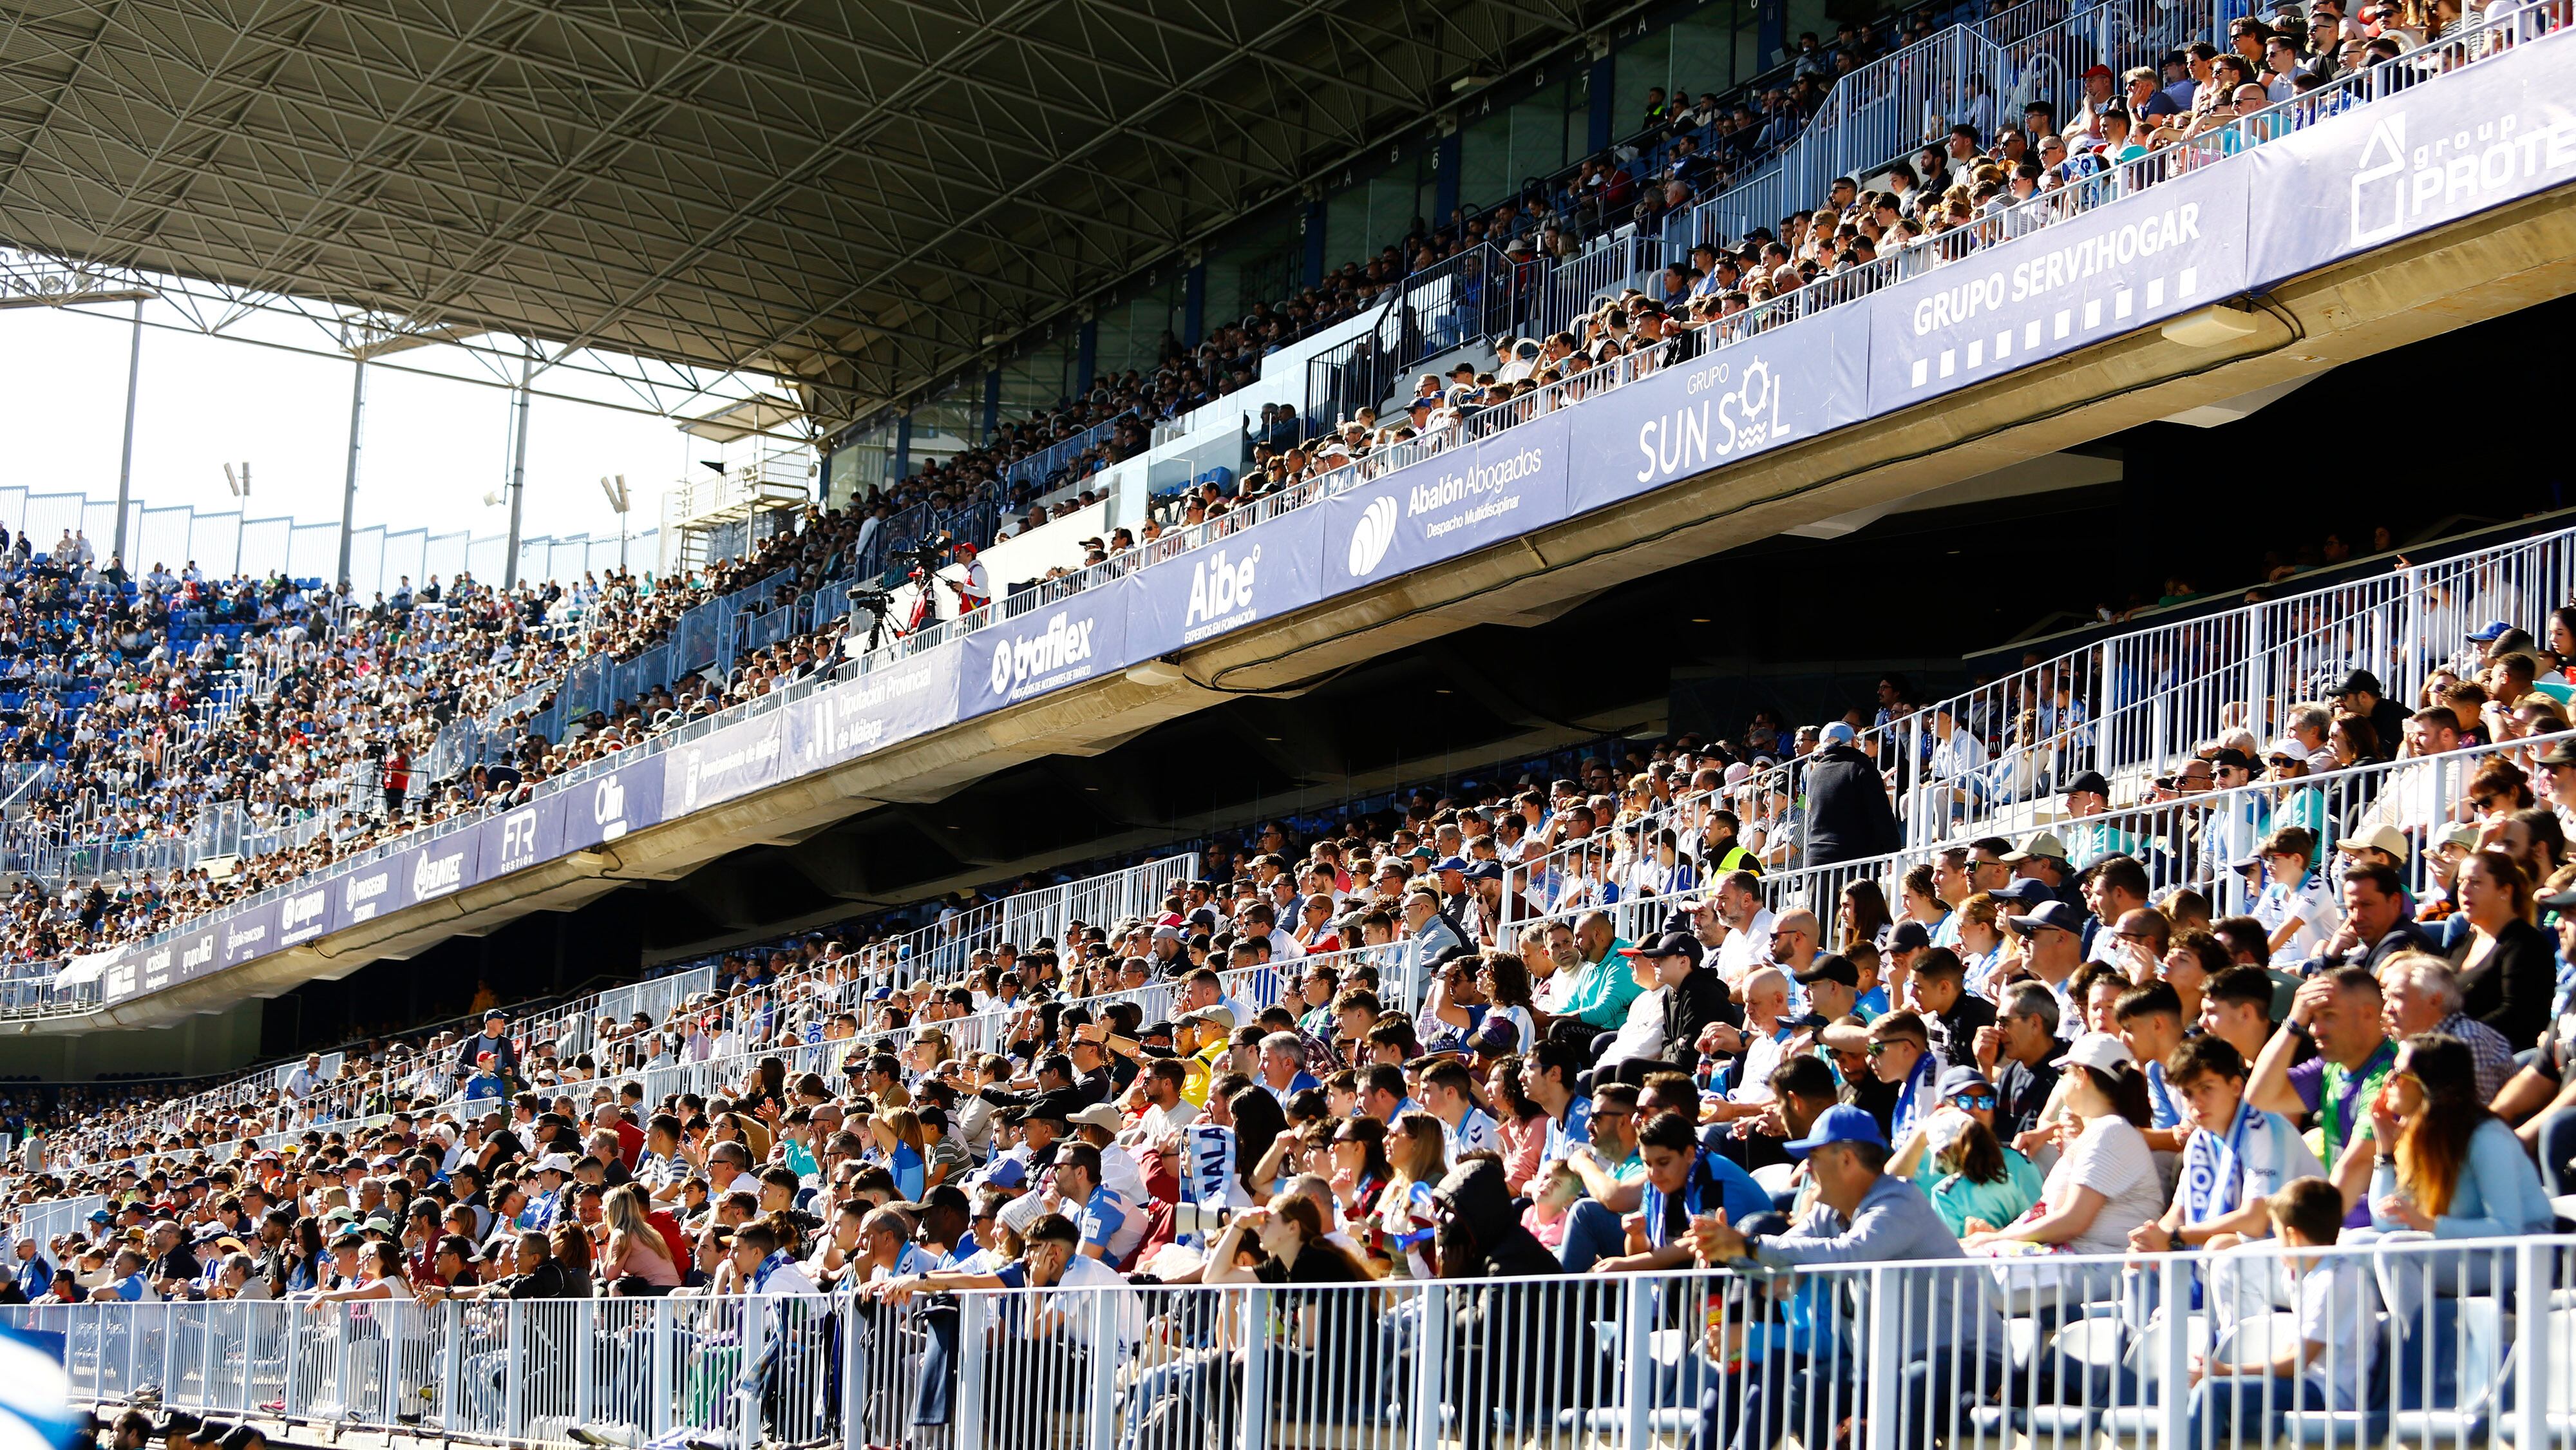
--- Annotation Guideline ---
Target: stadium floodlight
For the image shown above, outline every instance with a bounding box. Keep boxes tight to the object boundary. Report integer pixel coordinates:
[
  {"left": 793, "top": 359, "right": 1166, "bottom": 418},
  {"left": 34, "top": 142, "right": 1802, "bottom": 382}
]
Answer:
[
  {"left": 222, "top": 463, "right": 250, "bottom": 497},
  {"left": 482, "top": 491, "right": 504, "bottom": 508}
]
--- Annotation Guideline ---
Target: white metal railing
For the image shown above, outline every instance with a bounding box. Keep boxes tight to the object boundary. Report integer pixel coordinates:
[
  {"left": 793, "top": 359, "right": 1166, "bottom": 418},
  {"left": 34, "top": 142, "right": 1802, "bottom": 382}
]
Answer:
[
  {"left": 11, "top": 1235, "right": 2568, "bottom": 1450},
  {"left": 15, "top": 853, "right": 1199, "bottom": 1181},
  {"left": 1758, "top": 728, "right": 2570, "bottom": 926},
  {"left": 1728, "top": 515, "right": 2576, "bottom": 861}
]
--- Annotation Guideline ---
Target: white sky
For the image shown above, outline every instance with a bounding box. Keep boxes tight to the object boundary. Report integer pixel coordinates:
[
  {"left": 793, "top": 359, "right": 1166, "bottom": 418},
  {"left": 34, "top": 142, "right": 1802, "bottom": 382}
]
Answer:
[{"left": 0, "top": 303, "right": 768, "bottom": 569}]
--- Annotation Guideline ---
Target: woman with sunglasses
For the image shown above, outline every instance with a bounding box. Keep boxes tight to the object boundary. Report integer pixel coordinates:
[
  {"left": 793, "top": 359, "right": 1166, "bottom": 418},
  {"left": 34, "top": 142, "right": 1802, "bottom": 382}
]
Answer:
[{"left": 1889, "top": 1067, "right": 2041, "bottom": 1233}]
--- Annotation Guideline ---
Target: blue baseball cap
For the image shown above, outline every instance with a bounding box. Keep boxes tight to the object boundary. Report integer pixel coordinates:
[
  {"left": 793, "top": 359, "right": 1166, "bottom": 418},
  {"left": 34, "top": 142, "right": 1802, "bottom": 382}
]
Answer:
[
  {"left": 2466, "top": 619, "right": 2515, "bottom": 643},
  {"left": 1434, "top": 855, "right": 1471, "bottom": 873},
  {"left": 1819, "top": 721, "right": 1859, "bottom": 746},
  {"left": 1781, "top": 1103, "right": 1889, "bottom": 1158}
]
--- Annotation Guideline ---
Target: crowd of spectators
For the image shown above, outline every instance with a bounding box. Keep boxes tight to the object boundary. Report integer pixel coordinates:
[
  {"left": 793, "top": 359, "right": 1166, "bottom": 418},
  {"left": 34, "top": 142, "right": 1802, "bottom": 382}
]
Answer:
[
  {"left": 0, "top": 0, "right": 2505, "bottom": 986},
  {"left": 3, "top": 549, "right": 2575, "bottom": 1450}
]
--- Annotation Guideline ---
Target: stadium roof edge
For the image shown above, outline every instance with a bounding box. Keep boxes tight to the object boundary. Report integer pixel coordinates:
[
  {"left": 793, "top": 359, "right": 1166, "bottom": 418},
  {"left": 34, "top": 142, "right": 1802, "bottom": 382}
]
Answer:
[{"left": 0, "top": 0, "right": 1640, "bottom": 430}]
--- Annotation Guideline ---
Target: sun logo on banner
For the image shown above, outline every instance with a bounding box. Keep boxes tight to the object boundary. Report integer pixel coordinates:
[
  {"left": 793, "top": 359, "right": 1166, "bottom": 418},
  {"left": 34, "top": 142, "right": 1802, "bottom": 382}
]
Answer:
[{"left": 1349, "top": 495, "right": 1399, "bottom": 577}]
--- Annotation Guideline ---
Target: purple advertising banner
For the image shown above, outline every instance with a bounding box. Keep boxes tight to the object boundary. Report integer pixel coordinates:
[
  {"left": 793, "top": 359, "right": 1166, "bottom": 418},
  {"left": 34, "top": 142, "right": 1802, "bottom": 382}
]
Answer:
[
  {"left": 1866, "top": 156, "right": 2251, "bottom": 412},
  {"left": 562, "top": 756, "right": 666, "bottom": 854},
  {"left": 789, "top": 648, "right": 965, "bottom": 773},
  {"left": 277, "top": 879, "right": 333, "bottom": 949},
  {"left": 1126, "top": 502, "right": 1329, "bottom": 662},
  {"left": 481, "top": 796, "right": 564, "bottom": 882},
  {"left": 1566, "top": 306, "right": 1874, "bottom": 517},
  {"left": 397, "top": 828, "right": 480, "bottom": 913},
  {"left": 219, "top": 897, "right": 278, "bottom": 969},
  {"left": 956, "top": 583, "right": 1133, "bottom": 720},
  {"left": 2244, "top": 34, "right": 2576, "bottom": 288},
  {"left": 330, "top": 851, "right": 406, "bottom": 933},
  {"left": 1320, "top": 409, "right": 1574, "bottom": 596},
  {"left": 662, "top": 709, "right": 790, "bottom": 817}
]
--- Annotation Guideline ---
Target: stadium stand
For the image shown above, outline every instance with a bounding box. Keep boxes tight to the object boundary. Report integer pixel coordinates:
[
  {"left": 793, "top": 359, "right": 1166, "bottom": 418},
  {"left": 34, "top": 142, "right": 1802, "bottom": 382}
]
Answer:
[
  {"left": 0, "top": 0, "right": 2534, "bottom": 999},
  {"left": 4, "top": 1, "right": 2576, "bottom": 1447}
]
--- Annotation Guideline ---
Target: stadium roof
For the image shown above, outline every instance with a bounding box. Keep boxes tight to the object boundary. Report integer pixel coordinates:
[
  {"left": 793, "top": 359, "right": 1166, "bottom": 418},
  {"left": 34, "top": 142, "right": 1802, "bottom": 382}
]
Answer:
[{"left": 0, "top": 0, "right": 1618, "bottom": 425}]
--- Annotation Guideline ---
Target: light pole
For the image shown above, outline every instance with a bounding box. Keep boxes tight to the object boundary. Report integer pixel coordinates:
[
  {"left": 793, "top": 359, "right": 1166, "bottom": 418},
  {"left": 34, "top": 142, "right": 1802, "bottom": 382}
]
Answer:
[{"left": 599, "top": 475, "right": 632, "bottom": 573}]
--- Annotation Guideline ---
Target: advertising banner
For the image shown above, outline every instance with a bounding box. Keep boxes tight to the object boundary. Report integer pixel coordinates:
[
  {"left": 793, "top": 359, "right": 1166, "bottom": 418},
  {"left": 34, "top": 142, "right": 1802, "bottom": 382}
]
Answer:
[
  {"left": 1320, "top": 410, "right": 1575, "bottom": 596},
  {"left": 956, "top": 585, "right": 1133, "bottom": 720},
  {"left": 482, "top": 797, "right": 562, "bottom": 881},
  {"left": 789, "top": 648, "right": 964, "bottom": 772},
  {"left": 397, "top": 829, "right": 480, "bottom": 913},
  {"left": 277, "top": 880, "right": 333, "bottom": 949},
  {"left": 219, "top": 897, "right": 278, "bottom": 969},
  {"left": 1866, "top": 158, "right": 2251, "bottom": 412},
  {"left": 562, "top": 757, "right": 665, "bottom": 853},
  {"left": 2244, "top": 36, "right": 2576, "bottom": 287},
  {"left": 1126, "top": 503, "right": 1329, "bottom": 662},
  {"left": 332, "top": 852, "right": 405, "bottom": 933},
  {"left": 662, "top": 710, "right": 790, "bottom": 817},
  {"left": 1566, "top": 305, "right": 1874, "bottom": 517}
]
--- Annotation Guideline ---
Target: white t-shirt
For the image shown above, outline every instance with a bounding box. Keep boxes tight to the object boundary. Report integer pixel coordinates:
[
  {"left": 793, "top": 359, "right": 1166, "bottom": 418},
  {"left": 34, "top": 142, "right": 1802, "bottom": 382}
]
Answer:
[
  {"left": 2047, "top": 1116, "right": 2166, "bottom": 1257},
  {"left": 1596, "top": 986, "right": 1669, "bottom": 1068},
  {"left": 2253, "top": 876, "right": 2340, "bottom": 966},
  {"left": 1715, "top": 909, "right": 1776, "bottom": 986},
  {"left": 2298, "top": 1257, "right": 2378, "bottom": 1410}
]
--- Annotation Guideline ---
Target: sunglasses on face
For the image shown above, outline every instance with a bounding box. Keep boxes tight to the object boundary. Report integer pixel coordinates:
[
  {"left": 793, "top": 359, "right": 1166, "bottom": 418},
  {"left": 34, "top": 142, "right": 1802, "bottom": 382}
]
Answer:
[{"left": 1952, "top": 1092, "right": 1998, "bottom": 1111}]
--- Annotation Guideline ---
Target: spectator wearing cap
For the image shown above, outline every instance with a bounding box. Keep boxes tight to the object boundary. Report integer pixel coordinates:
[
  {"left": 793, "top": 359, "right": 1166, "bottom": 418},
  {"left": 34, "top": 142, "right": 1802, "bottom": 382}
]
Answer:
[
  {"left": 2058, "top": 772, "right": 2140, "bottom": 872},
  {"left": 2537, "top": 737, "right": 2576, "bottom": 841},
  {"left": 1799, "top": 721, "right": 1901, "bottom": 867},
  {"left": 2003, "top": 830, "right": 2082, "bottom": 917},
  {"left": 1963, "top": 1031, "right": 2163, "bottom": 1286},
  {"left": 1692, "top": 1105, "right": 2002, "bottom": 1450},
  {"left": 1888, "top": 1065, "right": 2043, "bottom": 1224},
  {"left": 456, "top": 1011, "right": 518, "bottom": 1082},
  {"left": 2006, "top": 899, "right": 2088, "bottom": 1015},
  {"left": 2334, "top": 670, "right": 2410, "bottom": 761},
  {"left": 1592, "top": 933, "right": 1690, "bottom": 1071},
  {"left": 1794, "top": 952, "right": 1860, "bottom": 1029}
]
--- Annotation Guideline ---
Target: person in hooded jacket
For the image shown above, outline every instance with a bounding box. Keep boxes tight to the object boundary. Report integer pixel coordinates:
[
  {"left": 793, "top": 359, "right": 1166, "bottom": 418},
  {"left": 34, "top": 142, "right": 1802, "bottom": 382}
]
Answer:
[
  {"left": 1799, "top": 723, "right": 1902, "bottom": 868},
  {"left": 1433, "top": 1154, "right": 1587, "bottom": 1450}
]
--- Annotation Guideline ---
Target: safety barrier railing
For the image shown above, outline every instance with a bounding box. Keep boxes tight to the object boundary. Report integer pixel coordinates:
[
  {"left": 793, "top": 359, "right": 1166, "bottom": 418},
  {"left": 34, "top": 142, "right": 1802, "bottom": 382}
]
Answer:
[
  {"left": 29, "top": 852, "right": 1198, "bottom": 1169},
  {"left": 1759, "top": 728, "right": 2567, "bottom": 930},
  {"left": 11, "top": 1193, "right": 102, "bottom": 1257},
  {"left": 15, "top": 1235, "right": 2570, "bottom": 1450},
  {"left": 1736, "top": 517, "right": 2576, "bottom": 857},
  {"left": 1004, "top": 410, "right": 1139, "bottom": 492},
  {"left": 1302, "top": 286, "right": 1407, "bottom": 437},
  {"left": 1683, "top": 0, "right": 2228, "bottom": 257}
]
